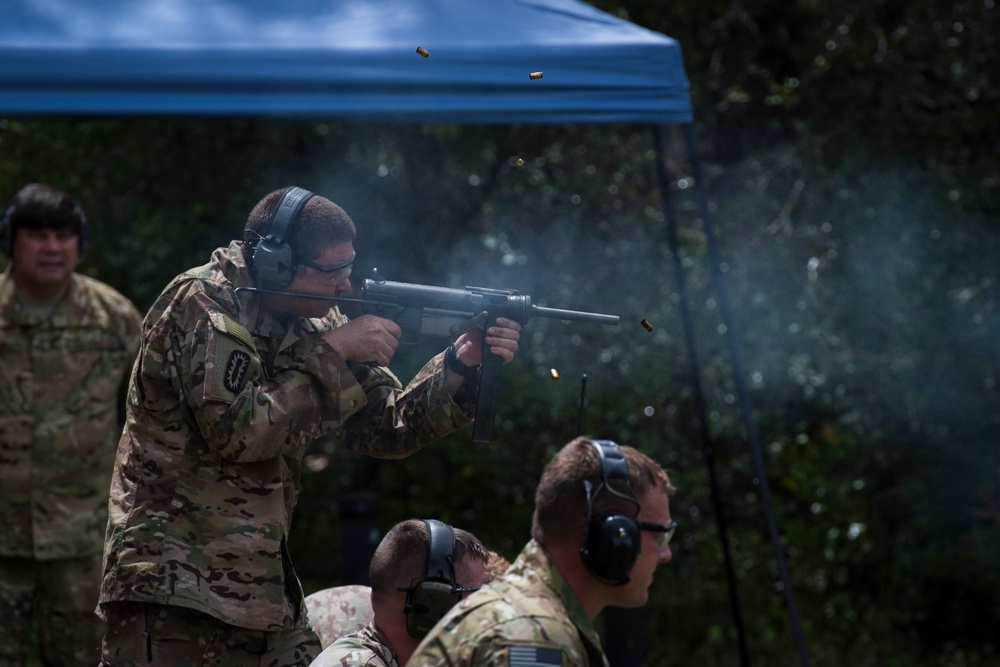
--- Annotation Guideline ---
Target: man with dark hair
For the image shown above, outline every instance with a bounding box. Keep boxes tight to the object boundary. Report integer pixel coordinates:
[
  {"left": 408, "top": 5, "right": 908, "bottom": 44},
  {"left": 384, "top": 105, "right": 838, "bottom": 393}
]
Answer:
[
  {"left": 0, "top": 183, "right": 142, "bottom": 666},
  {"left": 97, "top": 187, "right": 521, "bottom": 666},
  {"left": 310, "top": 519, "right": 501, "bottom": 667},
  {"left": 408, "top": 437, "right": 677, "bottom": 667}
]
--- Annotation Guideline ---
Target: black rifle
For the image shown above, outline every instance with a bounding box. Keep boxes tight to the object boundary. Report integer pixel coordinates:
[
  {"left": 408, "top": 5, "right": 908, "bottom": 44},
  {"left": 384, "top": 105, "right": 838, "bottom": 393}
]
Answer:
[{"left": 237, "top": 271, "right": 618, "bottom": 443}]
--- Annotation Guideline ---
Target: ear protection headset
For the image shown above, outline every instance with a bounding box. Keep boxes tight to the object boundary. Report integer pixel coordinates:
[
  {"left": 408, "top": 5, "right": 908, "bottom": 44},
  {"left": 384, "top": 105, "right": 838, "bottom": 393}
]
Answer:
[
  {"left": 579, "top": 439, "right": 642, "bottom": 585},
  {"left": 0, "top": 187, "right": 90, "bottom": 257},
  {"left": 250, "top": 186, "right": 315, "bottom": 290},
  {"left": 404, "top": 519, "right": 460, "bottom": 639}
]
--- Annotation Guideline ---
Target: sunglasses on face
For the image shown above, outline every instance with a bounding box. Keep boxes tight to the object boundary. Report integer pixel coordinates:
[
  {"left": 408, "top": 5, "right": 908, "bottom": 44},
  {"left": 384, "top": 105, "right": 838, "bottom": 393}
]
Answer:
[
  {"left": 299, "top": 250, "right": 355, "bottom": 282},
  {"left": 639, "top": 519, "right": 678, "bottom": 549}
]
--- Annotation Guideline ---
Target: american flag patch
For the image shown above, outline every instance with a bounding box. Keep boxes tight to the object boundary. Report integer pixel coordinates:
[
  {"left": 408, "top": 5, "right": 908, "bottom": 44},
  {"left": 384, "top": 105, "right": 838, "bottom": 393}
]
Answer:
[{"left": 508, "top": 645, "right": 563, "bottom": 666}]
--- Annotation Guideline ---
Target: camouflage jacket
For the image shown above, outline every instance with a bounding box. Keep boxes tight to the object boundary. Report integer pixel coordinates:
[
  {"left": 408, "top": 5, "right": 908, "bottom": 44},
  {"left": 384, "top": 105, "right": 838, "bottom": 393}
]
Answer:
[
  {"left": 99, "top": 242, "right": 475, "bottom": 631},
  {"left": 305, "top": 584, "right": 375, "bottom": 648},
  {"left": 408, "top": 539, "right": 609, "bottom": 667},
  {"left": 0, "top": 268, "right": 142, "bottom": 560},
  {"left": 310, "top": 622, "right": 399, "bottom": 667}
]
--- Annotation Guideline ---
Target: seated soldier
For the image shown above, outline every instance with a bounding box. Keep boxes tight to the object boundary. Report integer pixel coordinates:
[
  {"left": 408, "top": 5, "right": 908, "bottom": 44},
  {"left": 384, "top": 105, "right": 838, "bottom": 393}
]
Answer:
[
  {"left": 309, "top": 519, "right": 504, "bottom": 667},
  {"left": 408, "top": 437, "right": 678, "bottom": 667}
]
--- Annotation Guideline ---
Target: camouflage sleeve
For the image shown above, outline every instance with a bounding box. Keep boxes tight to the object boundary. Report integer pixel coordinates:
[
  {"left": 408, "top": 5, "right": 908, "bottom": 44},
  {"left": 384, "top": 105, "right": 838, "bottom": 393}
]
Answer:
[
  {"left": 489, "top": 643, "right": 568, "bottom": 666},
  {"left": 148, "top": 292, "right": 365, "bottom": 463},
  {"left": 409, "top": 589, "right": 585, "bottom": 667},
  {"left": 412, "top": 637, "right": 570, "bottom": 667},
  {"left": 311, "top": 623, "right": 396, "bottom": 667},
  {"left": 339, "top": 350, "right": 475, "bottom": 459},
  {"left": 116, "top": 296, "right": 143, "bottom": 424}
]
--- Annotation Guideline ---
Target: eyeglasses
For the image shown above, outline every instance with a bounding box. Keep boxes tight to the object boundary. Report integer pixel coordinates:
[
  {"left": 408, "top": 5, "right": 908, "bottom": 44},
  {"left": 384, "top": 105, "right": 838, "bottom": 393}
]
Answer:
[
  {"left": 639, "top": 519, "right": 678, "bottom": 549},
  {"left": 299, "top": 250, "right": 355, "bottom": 282},
  {"left": 397, "top": 580, "right": 483, "bottom": 597}
]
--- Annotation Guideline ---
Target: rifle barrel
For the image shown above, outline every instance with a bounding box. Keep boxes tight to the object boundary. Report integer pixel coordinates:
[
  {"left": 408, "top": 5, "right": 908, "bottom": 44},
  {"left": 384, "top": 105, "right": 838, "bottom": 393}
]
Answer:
[
  {"left": 234, "top": 286, "right": 365, "bottom": 304},
  {"left": 531, "top": 305, "right": 619, "bottom": 326}
]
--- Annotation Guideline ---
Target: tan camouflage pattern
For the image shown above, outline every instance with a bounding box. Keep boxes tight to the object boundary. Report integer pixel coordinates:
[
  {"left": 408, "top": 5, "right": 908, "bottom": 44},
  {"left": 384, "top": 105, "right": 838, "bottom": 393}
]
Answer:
[
  {"left": 99, "top": 242, "right": 476, "bottom": 632},
  {"left": 310, "top": 622, "right": 399, "bottom": 667},
  {"left": 305, "top": 584, "right": 374, "bottom": 648},
  {"left": 98, "top": 600, "right": 322, "bottom": 667},
  {"left": 408, "top": 539, "right": 609, "bottom": 667},
  {"left": 0, "top": 268, "right": 142, "bottom": 559}
]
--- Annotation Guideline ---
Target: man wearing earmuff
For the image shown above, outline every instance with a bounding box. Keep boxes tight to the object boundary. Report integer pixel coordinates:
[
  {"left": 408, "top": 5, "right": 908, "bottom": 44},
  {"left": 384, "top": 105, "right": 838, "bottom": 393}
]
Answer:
[
  {"left": 311, "top": 518, "right": 504, "bottom": 667},
  {"left": 408, "top": 437, "right": 677, "bottom": 667},
  {"left": 304, "top": 524, "right": 509, "bottom": 660},
  {"left": 96, "top": 187, "right": 521, "bottom": 667},
  {"left": 0, "top": 183, "right": 143, "bottom": 667}
]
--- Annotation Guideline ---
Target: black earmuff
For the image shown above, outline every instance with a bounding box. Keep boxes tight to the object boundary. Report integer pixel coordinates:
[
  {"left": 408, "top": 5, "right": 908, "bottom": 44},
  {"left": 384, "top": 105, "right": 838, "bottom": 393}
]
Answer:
[
  {"left": 404, "top": 519, "right": 461, "bottom": 639},
  {"left": 250, "top": 186, "right": 314, "bottom": 290},
  {"left": 579, "top": 439, "right": 642, "bottom": 585}
]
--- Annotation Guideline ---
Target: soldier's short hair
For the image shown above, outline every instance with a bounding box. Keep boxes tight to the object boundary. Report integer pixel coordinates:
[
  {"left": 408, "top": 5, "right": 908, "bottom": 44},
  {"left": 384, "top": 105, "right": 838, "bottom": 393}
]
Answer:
[
  {"left": 531, "top": 436, "right": 675, "bottom": 546},
  {"left": 368, "top": 519, "right": 490, "bottom": 609},
  {"left": 242, "top": 187, "right": 356, "bottom": 265}
]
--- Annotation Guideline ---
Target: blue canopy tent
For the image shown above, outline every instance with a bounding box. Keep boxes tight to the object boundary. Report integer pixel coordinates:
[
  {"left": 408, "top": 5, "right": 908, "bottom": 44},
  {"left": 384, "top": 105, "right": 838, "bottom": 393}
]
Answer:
[
  {"left": 0, "top": 0, "right": 692, "bottom": 123},
  {"left": 0, "top": 1, "right": 808, "bottom": 665}
]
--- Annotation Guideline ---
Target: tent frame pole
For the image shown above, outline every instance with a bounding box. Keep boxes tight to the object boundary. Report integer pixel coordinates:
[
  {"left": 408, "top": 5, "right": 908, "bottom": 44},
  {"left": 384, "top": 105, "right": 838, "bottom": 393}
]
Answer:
[
  {"left": 659, "top": 123, "right": 812, "bottom": 667},
  {"left": 651, "top": 124, "right": 752, "bottom": 667}
]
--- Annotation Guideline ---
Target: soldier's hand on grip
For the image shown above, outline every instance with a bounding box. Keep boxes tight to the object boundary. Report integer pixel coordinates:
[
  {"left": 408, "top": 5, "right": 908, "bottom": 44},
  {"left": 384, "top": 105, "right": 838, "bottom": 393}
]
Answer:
[
  {"left": 325, "top": 315, "right": 402, "bottom": 366},
  {"left": 454, "top": 316, "right": 522, "bottom": 365}
]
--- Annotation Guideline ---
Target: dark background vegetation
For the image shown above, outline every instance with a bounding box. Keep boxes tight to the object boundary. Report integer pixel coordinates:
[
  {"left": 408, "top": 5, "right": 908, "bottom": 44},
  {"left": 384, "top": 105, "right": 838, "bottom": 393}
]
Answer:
[{"left": 1, "top": 1, "right": 997, "bottom": 665}]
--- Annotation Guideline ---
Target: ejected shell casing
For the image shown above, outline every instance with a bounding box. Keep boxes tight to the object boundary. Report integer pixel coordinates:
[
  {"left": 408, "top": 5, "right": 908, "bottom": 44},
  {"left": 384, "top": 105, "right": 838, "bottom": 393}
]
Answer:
[
  {"left": 529, "top": 71, "right": 543, "bottom": 80},
  {"left": 641, "top": 318, "right": 653, "bottom": 332},
  {"left": 416, "top": 46, "right": 430, "bottom": 58},
  {"left": 550, "top": 368, "right": 560, "bottom": 381}
]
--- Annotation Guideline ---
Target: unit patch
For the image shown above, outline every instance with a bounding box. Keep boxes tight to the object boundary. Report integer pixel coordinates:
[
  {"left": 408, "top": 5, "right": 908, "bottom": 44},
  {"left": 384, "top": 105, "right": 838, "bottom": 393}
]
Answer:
[
  {"left": 224, "top": 349, "right": 252, "bottom": 393},
  {"left": 203, "top": 311, "right": 262, "bottom": 402}
]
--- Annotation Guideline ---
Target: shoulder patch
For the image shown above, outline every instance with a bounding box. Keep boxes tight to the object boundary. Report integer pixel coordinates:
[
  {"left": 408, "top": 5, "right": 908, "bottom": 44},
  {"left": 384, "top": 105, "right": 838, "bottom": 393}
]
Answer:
[
  {"left": 224, "top": 349, "right": 252, "bottom": 393},
  {"left": 204, "top": 314, "right": 262, "bottom": 402},
  {"left": 509, "top": 646, "right": 564, "bottom": 667}
]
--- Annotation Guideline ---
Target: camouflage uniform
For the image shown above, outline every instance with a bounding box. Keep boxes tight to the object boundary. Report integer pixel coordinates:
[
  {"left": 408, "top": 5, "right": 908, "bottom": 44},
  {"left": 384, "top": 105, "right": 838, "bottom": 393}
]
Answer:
[
  {"left": 99, "top": 601, "right": 322, "bottom": 667},
  {"left": 305, "top": 584, "right": 374, "bottom": 649},
  {"left": 310, "top": 622, "right": 399, "bottom": 667},
  {"left": 98, "top": 242, "right": 475, "bottom": 660},
  {"left": 408, "top": 540, "right": 609, "bottom": 667},
  {"left": 0, "top": 268, "right": 142, "bottom": 666}
]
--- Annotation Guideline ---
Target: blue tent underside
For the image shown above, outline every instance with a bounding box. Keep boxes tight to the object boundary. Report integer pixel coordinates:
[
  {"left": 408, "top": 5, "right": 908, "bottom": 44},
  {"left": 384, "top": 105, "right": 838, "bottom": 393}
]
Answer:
[{"left": 0, "top": 0, "right": 693, "bottom": 124}]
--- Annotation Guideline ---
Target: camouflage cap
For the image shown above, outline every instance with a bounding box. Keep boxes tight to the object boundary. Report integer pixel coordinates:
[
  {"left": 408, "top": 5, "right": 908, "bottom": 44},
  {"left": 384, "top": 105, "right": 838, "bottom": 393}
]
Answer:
[{"left": 305, "top": 584, "right": 375, "bottom": 649}]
